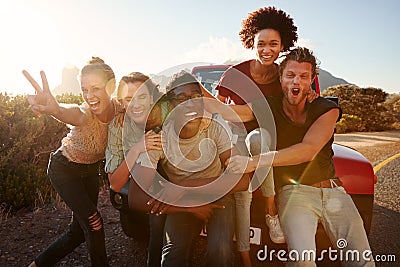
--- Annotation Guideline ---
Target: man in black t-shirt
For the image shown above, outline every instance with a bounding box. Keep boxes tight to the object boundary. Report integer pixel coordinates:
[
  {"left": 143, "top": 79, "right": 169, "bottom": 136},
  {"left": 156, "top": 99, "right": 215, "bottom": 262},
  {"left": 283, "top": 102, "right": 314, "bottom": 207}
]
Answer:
[{"left": 208, "top": 47, "right": 374, "bottom": 266}]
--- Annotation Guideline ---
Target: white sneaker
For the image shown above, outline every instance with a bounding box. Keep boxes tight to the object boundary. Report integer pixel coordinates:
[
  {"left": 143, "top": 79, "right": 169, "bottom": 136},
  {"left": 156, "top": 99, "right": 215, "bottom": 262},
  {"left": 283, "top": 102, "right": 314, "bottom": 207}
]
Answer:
[{"left": 265, "top": 214, "right": 285, "bottom": 244}]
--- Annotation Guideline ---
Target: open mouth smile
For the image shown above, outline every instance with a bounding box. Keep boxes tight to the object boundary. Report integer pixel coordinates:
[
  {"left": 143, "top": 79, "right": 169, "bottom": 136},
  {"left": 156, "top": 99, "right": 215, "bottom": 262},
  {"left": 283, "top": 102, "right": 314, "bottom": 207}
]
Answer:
[
  {"left": 132, "top": 111, "right": 144, "bottom": 115},
  {"left": 262, "top": 55, "right": 273, "bottom": 60},
  {"left": 291, "top": 88, "right": 300, "bottom": 96},
  {"left": 89, "top": 101, "right": 100, "bottom": 110}
]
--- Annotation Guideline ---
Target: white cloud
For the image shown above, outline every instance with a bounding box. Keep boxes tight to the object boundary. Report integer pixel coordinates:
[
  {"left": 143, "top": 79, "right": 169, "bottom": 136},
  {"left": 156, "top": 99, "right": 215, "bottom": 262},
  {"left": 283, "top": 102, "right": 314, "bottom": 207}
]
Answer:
[
  {"left": 179, "top": 36, "right": 254, "bottom": 64},
  {"left": 295, "top": 38, "right": 315, "bottom": 50}
]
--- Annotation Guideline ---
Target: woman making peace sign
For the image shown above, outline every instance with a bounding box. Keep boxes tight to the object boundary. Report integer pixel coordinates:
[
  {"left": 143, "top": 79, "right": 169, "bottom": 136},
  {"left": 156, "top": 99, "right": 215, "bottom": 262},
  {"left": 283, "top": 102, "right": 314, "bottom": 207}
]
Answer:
[{"left": 24, "top": 57, "right": 118, "bottom": 267}]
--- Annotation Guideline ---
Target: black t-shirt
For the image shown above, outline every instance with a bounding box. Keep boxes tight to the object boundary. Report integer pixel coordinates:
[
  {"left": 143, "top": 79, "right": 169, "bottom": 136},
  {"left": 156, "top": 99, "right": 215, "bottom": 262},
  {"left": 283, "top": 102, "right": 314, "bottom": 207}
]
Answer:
[{"left": 252, "top": 96, "right": 342, "bottom": 190}]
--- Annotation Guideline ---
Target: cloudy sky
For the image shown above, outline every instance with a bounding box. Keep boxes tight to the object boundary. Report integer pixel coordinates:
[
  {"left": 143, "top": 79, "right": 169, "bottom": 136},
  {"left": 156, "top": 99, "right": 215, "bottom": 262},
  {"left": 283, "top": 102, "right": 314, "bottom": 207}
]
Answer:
[{"left": 1, "top": 0, "right": 399, "bottom": 95}]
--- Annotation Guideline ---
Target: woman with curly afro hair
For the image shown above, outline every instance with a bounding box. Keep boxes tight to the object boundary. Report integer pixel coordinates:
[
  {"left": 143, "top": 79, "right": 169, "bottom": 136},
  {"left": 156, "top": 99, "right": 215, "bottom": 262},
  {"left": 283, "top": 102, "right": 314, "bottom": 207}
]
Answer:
[{"left": 213, "top": 6, "right": 316, "bottom": 267}]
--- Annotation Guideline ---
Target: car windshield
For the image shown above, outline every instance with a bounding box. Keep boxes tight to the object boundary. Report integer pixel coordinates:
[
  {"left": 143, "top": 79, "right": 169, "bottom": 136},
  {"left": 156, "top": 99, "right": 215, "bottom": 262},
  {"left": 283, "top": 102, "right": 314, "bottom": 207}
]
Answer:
[{"left": 192, "top": 67, "right": 228, "bottom": 95}]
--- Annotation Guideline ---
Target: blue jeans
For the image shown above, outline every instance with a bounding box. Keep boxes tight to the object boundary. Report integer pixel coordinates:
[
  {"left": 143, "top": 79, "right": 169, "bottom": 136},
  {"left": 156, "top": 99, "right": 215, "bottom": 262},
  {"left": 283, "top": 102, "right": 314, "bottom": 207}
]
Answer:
[
  {"left": 34, "top": 150, "right": 108, "bottom": 267},
  {"left": 161, "top": 196, "right": 235, "bottom": 267},
  {"left": 278, "top": 184, "right": 375, "bottom": 267}
]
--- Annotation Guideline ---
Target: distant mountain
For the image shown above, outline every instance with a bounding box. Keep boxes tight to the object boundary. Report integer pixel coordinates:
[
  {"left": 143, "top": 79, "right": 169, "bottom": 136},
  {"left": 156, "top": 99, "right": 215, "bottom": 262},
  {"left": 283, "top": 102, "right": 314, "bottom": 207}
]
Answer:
[
  {"left": 52, "top": 66, "right": 81, "bottom": 95},
  {"left": 153, "top": 62, "right": 350, "bottom": 93},
  {"left": 318, "top": 69, "right": 350, "bottom": 92}
]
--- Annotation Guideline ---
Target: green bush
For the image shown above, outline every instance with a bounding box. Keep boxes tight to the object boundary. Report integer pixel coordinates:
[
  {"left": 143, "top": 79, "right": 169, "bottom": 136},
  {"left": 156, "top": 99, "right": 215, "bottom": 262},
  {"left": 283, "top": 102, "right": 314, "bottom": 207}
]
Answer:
[
  {"left": 56, "top": 93, "right": 84, "bottom": 105},
  {"left": 336, "top": 114, "right": 366, "bottom": 133},
  {"left": 0, "top": 164, "right": 54, "bottom": 210},
  {"left": 381, "top": 93, "right": 400, "bottom": 129},
  {"left": 0, "top": 93, "right": 83, "bottom": 212},
  {"left": 322, "top": 85, "right": 397, "bottom": 132}
]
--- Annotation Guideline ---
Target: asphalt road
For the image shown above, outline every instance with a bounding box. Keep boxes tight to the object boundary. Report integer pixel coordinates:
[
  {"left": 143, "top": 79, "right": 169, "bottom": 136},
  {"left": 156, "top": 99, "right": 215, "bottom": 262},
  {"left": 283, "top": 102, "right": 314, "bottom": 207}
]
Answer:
[
  {"left": 334, "top": 130, "right": 400, "bottom": 266},
  {"left": 369, "top": 157, "right": 399, "bottom": 266}
]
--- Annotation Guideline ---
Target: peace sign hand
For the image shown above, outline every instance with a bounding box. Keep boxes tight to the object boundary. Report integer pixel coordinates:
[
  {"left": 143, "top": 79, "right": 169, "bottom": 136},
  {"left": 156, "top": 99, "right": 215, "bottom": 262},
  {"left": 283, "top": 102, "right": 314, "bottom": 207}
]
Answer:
[{"left": 23, "top": 70, "right": 60, "bottom": 116}]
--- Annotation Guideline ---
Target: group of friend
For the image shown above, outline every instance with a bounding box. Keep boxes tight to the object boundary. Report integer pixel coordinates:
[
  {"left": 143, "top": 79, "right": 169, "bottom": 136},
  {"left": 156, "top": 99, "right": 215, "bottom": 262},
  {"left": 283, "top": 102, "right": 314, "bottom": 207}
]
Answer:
[{"left": 25, "top": 6, "right": 374, "bottom": 267}]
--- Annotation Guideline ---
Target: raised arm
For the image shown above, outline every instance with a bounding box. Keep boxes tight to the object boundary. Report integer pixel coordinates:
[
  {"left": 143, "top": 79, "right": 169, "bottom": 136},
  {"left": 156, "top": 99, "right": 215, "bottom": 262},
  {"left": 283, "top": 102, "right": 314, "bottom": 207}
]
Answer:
[
  {"left": 23, "top": 70, "right": 87, "bottom": 126},
  {"left": 200, "top": 85, "right": 255, "bottom": 122},
  {"left": 219, "top": 148, "right": 250, "bottom": 193},
  {"left": 269, "top": 108, "right": 339, "bottom": 166}
]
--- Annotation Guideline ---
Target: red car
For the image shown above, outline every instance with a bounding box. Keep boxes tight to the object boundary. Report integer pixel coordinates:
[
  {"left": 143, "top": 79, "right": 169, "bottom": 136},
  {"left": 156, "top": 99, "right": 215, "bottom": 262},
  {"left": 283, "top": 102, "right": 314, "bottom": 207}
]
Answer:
[{"left": 192, "top": 65, "right": 231, "bottom": 96}]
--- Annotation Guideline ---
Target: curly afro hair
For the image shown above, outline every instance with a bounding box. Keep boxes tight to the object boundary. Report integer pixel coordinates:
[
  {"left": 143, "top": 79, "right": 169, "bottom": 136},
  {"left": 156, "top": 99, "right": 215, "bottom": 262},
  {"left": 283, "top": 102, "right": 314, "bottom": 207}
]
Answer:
[{"left": 239, "top": 6, "right": 297, "bottom": 51}]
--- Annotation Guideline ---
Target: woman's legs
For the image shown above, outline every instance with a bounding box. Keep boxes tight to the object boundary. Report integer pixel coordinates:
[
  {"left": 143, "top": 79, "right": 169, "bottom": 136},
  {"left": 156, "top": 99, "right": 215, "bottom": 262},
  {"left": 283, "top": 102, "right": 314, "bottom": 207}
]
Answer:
[
  {"left": 234, "top": 191, "right": 252, "bottom": 267},
  {"left": 232, "top": 126, "right": 253, "bottom": 266},
  {"left": 34, "top": 151, "right": 108, "bottom": 267},
  {"left": 246, "top": 128, "right": 285, "bottom": 244},
  {"left": 81, "top": 165, "right": 108, "bottom": 267}
]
